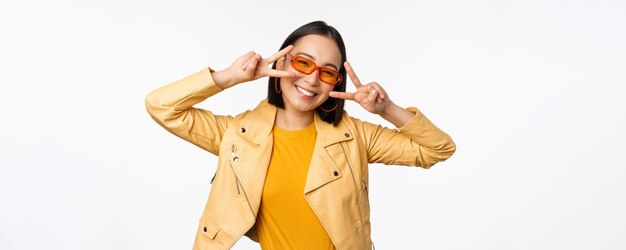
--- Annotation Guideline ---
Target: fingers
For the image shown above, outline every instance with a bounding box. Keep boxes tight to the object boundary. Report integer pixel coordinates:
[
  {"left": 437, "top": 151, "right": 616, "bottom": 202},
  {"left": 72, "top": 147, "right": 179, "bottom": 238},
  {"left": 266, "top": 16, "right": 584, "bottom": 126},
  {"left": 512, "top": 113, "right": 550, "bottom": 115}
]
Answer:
[
  {"left": 329, "top": 91, "right": 355, "bottom": 100},
  {"left": 357, "top": 84, "right": 385, "bottom": 105},
  {"left": 369, "top": 82, "right": 386, "bottom": 99},
  {"left": 237, "top": 51, "right": 256, "bottom": 70},
  {"left": 267, "top": 69, "right": 296, "bottom": 78},
  {"left": 264, "top": 45, "right": 294, "bottom": 64},
  {"left": 370, "top": 83, "right": 386, "bottom": 104},
  {"left": 242, "top": 53, "right": 261, "bottom": 71},
  {"left": 236, "top": 51, "right": 256, "bottom": 65},
  {"left": 238, "top": 46, "right": 294, "bottom": 79},
  {"left": 344, "top": 61, "right": 363, "bottom": 88},
  {"left": 367, "top": 88, "right": 378, "bottom": 104}
]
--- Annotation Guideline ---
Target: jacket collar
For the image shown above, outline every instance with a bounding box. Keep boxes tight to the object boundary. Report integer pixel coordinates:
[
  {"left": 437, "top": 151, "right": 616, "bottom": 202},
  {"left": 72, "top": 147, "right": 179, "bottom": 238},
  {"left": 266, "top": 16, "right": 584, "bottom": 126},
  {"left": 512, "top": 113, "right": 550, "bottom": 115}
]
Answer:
[{"left": 238, "top": 99, "right": 353, "bottom": 146}]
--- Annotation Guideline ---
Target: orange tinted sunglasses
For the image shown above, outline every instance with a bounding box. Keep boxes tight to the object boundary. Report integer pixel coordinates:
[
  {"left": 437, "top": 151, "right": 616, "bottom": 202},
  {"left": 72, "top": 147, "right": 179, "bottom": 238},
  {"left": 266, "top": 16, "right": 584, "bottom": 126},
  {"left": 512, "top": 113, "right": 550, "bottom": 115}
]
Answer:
[{"left": 288, "top": 54, "right": 342, "bottom": 85}]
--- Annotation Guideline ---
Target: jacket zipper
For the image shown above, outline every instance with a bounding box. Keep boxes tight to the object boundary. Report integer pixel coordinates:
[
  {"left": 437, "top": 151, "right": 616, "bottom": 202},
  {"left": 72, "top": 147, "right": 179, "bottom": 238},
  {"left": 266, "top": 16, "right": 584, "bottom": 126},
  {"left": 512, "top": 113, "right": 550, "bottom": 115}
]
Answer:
[
  {"left": 229, "top": 160, "right": 242, "bottom": 195},
  {"left": 362, "top": 179, "right": 373, "bottom": 250},
  {"left": 340, "top": 143, "right": 370, "bottom": 249},
  {"left": 235, "top": 176, "right": 241, "bottom": 194},
  {"left": 226, "top": 158, "right": 257, "bottom": 249},
  {"left": 228, "top": 158, "right": 256, "bottom": 213}
]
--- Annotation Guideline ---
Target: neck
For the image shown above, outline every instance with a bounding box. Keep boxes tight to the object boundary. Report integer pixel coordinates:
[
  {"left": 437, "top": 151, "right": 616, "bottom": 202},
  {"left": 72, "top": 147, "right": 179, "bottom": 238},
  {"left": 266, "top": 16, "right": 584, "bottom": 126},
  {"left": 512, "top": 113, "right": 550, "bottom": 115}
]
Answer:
[{"left": 275, "top": 106, "right": 314, "bottom": 130}]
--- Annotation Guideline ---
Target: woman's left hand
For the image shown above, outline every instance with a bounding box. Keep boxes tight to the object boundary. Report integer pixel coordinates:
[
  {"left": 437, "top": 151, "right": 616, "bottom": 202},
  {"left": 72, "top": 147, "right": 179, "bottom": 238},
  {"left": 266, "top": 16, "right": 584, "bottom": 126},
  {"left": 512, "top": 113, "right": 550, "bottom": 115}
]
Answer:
[{"left": 329, "top": 61, "right": 392, "bottom": 115}]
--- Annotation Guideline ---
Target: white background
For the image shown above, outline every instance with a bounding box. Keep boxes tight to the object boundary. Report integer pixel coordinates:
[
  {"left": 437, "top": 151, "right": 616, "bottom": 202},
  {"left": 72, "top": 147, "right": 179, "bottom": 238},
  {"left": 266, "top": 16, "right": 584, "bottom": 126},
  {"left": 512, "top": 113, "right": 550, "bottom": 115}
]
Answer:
[{"left": 1, "top": 0, "right": 625, "bottom": 249}]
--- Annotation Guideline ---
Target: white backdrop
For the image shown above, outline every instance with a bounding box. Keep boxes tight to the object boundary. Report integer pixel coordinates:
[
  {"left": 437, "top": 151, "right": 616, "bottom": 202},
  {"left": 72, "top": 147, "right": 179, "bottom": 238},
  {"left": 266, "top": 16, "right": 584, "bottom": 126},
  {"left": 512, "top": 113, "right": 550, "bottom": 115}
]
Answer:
[{"left": 1, "top": 0, "right": 625, "bottom": 249}]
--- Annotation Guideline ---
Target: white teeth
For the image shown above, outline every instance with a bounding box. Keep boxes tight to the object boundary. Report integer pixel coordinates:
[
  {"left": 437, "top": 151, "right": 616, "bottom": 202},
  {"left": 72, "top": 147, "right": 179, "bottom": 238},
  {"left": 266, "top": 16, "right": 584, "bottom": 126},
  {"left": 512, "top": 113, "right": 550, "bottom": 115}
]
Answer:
[{"left": 296, "top": 85, "right": 315, "bottom": 97}]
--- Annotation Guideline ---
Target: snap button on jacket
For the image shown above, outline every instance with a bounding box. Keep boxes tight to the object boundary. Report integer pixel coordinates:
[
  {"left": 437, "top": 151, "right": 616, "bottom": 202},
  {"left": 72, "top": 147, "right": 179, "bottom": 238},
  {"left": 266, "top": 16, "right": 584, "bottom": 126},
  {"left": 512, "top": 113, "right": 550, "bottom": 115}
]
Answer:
[{"left": 145, "top": 68, "right": 456, "bottom": 249}]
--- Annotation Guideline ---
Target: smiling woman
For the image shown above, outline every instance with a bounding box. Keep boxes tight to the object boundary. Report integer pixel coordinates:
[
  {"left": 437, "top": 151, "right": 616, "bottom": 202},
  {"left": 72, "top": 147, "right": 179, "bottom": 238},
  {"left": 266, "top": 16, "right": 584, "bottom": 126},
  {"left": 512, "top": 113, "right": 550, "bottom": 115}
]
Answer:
[
  {"left": 145, "top": 20, "right": 456, "bottom": 250},
  {"left": 272, "top": 34, "right": 344, "bottom": 127}
]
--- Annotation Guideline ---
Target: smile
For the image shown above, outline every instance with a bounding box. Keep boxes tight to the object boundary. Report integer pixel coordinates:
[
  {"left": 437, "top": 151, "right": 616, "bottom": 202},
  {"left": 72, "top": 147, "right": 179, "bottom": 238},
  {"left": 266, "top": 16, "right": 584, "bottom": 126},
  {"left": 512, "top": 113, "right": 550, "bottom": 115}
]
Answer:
[{"left": 295, "top": 84, "right": 317, "bottom": 97}]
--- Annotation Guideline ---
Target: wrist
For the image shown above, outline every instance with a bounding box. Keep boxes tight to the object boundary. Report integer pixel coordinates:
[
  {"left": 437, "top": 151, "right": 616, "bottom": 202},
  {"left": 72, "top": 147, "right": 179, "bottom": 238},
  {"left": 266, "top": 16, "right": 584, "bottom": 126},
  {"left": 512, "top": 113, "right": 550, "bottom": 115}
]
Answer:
[
  {"left": 212, "top": 69, "right": 236, "bottom": 90},
  {"left": 380, "top": 102, "right": 415, "bottom": 128},
  {"left": 381, "top": 102, "right": 398, "bottom": 118}
]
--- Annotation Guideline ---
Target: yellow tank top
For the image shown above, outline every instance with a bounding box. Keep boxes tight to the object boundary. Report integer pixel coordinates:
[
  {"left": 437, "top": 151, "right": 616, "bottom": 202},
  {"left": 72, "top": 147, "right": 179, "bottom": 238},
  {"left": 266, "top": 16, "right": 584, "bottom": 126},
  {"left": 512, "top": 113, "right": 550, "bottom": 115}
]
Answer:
[{"left": 255, "top": 122, "right": 336, "bottom": 249}]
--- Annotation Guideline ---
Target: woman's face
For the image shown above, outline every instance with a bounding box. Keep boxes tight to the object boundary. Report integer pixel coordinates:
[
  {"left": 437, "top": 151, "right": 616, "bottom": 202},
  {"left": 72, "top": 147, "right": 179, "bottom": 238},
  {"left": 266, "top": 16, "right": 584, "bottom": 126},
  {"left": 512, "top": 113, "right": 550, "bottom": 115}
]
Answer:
[{"left": 277, "top": 34, "right": 342, "bottom": 113}]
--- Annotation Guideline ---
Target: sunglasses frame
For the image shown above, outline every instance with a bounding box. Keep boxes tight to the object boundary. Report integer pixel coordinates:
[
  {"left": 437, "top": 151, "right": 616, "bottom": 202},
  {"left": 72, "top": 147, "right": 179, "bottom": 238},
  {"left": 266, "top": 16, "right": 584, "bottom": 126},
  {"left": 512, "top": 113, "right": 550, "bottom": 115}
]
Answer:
[{"left": 288, "top": 53, "right": 342, "bottom": 85}]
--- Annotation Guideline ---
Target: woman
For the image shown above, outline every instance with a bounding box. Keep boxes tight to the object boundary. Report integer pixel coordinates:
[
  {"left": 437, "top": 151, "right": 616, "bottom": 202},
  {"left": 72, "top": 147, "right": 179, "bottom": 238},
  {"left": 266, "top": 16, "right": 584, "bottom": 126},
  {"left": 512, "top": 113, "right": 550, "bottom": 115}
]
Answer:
[{"left": 146, "top": 21, "right": 456, "bottom": 250}]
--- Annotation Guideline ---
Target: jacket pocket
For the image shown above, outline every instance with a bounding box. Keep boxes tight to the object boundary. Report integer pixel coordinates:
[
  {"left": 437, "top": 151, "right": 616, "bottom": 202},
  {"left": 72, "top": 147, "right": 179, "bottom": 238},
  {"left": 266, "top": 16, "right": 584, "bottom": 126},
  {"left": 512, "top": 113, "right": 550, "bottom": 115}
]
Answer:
[{"left": 199, "top": 215, "right": 220, "bottom": 240}]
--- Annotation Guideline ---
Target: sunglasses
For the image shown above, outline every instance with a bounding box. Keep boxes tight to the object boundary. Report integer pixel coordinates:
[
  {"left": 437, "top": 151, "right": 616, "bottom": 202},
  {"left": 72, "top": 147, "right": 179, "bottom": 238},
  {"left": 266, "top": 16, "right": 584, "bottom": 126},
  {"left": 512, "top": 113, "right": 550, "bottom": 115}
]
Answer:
[{"left": 288, "top": 53, "right": 342, "bottom": 85}]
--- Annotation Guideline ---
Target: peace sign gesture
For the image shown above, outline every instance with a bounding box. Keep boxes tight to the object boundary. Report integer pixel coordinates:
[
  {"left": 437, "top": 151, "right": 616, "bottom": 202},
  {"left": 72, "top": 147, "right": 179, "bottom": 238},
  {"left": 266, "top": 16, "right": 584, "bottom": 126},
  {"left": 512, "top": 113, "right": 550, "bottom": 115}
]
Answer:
[
  {"left": 212, "top": 45, "right": 296, "bottom": 89},
  {"left": 329, "top": 61, "right": 392, "bottom": 115}
]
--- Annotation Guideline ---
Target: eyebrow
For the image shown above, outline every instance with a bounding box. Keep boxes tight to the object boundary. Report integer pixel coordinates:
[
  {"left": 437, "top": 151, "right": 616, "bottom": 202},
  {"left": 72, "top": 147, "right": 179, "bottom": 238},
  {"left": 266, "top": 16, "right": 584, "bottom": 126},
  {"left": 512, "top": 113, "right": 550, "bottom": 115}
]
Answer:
[{"left": 295, "top": 52, "right": 339, "bottom": 70}]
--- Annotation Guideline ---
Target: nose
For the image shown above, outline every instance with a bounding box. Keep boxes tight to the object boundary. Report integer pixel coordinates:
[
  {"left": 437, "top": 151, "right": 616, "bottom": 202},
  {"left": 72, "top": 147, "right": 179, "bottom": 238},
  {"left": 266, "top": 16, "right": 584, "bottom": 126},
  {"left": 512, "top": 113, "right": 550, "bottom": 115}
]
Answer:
[{"left": 302, "top": 68, "right": 321, "bottom": 85}]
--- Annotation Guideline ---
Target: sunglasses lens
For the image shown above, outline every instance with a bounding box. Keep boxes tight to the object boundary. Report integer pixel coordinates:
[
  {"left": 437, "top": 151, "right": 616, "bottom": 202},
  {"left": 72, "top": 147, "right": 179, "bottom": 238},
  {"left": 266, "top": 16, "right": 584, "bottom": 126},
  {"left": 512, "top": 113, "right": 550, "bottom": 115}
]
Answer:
[
  {"left": 292, "top": 57, "right": 316, "bottom": 73},
  {"left": 320, "top": 68, "right": 339, "bottom": 84}
]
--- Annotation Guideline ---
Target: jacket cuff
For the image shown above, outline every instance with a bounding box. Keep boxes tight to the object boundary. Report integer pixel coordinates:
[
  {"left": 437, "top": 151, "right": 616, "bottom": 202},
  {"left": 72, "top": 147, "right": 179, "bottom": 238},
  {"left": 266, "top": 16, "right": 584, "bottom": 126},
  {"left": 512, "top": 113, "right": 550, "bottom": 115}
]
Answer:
[
  {"left": 205, "top": 67, "right": 224, "bottom": 93},
  {"left": 397, "top": 107, "right": 424, "bottom": 132},
  {"left": 204, "top": 67, "right": 224, "bottom": 92},
  {"left": 396, "top": 106, "right": 455, "bottom": 152}
]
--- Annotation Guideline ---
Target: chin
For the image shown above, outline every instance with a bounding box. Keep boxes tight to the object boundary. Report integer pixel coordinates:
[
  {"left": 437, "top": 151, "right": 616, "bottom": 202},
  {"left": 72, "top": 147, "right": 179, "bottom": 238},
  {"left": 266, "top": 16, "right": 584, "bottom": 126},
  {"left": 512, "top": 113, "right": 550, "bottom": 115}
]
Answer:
[{"left": 289, "top": 100, "right": 319, "bottom": 112}]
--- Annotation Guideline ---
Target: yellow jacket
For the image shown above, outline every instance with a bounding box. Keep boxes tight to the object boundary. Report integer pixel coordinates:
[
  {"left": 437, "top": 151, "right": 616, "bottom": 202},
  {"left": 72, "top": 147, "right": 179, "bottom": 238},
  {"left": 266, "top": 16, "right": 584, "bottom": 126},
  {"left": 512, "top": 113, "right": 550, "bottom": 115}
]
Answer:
[{"left": 145, "top": 67, "right": 456, "bottom": 249}]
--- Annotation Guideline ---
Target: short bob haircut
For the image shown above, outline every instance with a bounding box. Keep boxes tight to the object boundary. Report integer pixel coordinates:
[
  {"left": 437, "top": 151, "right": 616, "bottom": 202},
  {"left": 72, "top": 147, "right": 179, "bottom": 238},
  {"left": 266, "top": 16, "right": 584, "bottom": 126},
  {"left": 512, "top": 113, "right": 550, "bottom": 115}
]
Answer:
[{"left": 267, "top": 21, "right": 347, "bottom": 127}]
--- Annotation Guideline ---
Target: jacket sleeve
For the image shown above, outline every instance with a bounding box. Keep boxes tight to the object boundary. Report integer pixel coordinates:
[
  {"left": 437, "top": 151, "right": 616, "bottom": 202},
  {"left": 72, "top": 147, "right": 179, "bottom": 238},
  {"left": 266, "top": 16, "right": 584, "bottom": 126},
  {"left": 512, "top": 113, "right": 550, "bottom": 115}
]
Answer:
[
  {"left": 145, "top": 67, "right": 232, "bottom": 156},
  {"left": 352, "top": 107, "right": 456, "bottom": 169}
]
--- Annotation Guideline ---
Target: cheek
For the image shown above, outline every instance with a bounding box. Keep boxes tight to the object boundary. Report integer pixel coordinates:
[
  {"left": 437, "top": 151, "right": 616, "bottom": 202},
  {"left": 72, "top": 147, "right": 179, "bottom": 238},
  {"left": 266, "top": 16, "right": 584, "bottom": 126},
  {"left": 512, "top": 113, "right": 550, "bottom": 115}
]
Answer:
[{"left": 320, "top": 85, "right": 335, "bottom": 96}]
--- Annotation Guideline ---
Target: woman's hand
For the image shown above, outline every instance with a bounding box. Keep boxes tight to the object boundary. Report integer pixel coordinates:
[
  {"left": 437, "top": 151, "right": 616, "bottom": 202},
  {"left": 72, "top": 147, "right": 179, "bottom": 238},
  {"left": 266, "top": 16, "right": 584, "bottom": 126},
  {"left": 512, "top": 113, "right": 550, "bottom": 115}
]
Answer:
[
  {"left": 212, "top": 45, "right": 296, "bottom": 89},
  {"left": 330, "top": 61, "right": 415, "bottom": 127},
  {"left": 329, "top": 61, "right": 393, "bottom": 115}
]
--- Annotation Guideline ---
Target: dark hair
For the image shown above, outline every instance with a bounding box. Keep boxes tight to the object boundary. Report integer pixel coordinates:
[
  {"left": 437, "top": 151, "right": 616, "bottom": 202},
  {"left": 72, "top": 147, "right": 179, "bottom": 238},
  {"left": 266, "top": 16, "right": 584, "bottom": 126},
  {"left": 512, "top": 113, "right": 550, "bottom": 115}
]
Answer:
[{"left": 267, "top": 21, "right": 347, "bottom": 127}]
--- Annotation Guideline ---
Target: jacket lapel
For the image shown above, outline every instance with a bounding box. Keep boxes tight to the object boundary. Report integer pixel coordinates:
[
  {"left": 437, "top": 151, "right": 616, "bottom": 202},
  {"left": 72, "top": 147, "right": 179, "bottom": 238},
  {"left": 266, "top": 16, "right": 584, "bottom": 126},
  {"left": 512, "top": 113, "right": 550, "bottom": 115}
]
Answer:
[
  {"left": 304, "top": 111, "right": 353, "bottom": 194},
  {"left": 232, "top": 99, "right": 354, "bottom": 196},
  {"left": 237, "top": 99, "right": 276, "bottom": 145},
  {"left": 228, "top": 99, "right": 276, "bottom": 216}
]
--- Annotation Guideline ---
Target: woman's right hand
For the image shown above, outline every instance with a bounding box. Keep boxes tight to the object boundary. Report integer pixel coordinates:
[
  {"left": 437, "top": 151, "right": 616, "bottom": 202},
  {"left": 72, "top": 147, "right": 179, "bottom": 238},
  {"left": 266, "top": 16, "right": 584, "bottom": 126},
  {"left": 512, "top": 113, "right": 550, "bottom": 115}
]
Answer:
[{"left": 212, "top": 45, "right": 296, "bottom": 89}]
